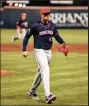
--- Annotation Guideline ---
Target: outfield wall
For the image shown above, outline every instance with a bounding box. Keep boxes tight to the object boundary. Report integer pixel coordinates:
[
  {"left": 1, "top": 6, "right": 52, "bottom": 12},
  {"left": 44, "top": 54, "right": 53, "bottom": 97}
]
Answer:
[{"left": 0, "top": 6, "right": 88, "bottom": 29}]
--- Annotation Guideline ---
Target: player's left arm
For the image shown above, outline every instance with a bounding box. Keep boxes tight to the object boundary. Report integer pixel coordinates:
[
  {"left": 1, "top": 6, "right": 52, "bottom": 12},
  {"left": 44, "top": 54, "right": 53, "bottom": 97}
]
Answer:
[{"left": 53, "top": 26, "right": 69, "bottom": 55}]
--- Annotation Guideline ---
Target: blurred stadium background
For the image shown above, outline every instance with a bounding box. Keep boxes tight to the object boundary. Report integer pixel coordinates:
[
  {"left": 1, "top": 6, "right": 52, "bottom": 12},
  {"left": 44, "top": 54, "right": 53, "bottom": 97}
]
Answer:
[{"left": 1, "top": 0, "right": 88, "bottom": 105}]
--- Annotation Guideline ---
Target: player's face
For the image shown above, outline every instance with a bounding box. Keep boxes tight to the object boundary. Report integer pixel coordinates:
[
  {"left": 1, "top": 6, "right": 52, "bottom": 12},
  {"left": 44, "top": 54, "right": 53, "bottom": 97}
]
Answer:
[
  {"left": 41, "top": 13, "right": 50, "bottom": 24},
  {"left": 21, "top": 15, "right": 26, "bottom": 20}
]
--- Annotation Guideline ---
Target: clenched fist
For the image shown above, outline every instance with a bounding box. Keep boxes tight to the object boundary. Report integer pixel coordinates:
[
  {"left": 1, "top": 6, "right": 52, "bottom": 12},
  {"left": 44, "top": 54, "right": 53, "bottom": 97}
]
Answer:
[{"left": 23, "top": 51, "right": 28, "bottom": 58}]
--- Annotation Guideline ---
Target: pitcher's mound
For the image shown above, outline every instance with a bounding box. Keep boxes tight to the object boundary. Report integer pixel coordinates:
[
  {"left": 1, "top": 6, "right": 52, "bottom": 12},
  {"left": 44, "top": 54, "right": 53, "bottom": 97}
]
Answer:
[{"left": 0, "top": 70, "right": 12, "bottom": 76}]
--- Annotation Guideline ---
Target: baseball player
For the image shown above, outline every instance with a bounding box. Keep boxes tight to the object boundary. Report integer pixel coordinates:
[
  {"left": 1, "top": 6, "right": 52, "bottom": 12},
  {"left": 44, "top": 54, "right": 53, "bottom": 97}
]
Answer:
[
  {"left": 12, "top": 13, "right": 28, "bottom": 42},
  {"left": 22, "top": 8, "right": 69, "bottom": 104}
]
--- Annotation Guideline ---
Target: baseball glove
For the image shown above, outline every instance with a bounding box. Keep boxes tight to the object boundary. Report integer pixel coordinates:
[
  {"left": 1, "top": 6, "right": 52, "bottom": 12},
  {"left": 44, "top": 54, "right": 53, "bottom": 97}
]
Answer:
[{"left": 58, "top": 44, "right": 69, "bottom": 56}]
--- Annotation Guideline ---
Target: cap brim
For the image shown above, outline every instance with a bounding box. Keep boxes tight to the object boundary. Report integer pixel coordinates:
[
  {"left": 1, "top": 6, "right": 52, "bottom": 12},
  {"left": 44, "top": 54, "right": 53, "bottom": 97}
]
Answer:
[{"left": 42, "top": 12, "right": 50, "bottom": 15}]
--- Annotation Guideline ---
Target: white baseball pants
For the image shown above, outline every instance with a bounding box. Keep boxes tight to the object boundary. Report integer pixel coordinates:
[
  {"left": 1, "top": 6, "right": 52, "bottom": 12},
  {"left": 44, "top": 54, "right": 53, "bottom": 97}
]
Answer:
[{"left": 30, "top": 49, "right": 52, "bottom": 97}]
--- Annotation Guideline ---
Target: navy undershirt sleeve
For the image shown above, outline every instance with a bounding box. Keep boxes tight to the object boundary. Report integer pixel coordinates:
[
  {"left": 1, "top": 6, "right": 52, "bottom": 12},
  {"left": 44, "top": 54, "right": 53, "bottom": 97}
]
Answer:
[
  {"left": 54, "top": 34, "right": 65, "bottom": 44},
  {"left": 53, "top": 26, "right": 65, "bottom": 44},
  {"left": 22, "top": 28, "right": 32, "bottom": 51}
]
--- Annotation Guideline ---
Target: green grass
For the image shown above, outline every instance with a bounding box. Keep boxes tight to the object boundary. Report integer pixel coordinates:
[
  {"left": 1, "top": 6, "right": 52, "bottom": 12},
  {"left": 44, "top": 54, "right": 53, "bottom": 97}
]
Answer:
[
  {"left": 1, "top": 29, "right": 88, "bottom": 44},
  {"left": 1, "top": 29, "right": 88, "bottom": 105},
  {"left": 1, "top": 52, "right": 88, "bottom": 105}
]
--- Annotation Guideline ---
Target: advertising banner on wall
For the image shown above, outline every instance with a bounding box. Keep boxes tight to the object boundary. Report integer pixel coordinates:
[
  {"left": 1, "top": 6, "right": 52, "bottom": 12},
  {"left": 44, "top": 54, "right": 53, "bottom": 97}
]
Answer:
[
  {"left": 50, "top": 9, "right": 88, "bottom": 28},
  {"left": 0, "top": 7, "right": 88, "bottom": 29}
]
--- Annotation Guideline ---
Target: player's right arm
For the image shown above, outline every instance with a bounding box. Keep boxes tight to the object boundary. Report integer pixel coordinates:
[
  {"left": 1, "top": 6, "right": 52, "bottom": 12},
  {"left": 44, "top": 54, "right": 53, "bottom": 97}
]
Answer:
[
  {"left": 22, "top": 28, "right": 32, "bottom": 58},
  {"left": 22, "top": 23, "right": 37, "bottom": 57}
]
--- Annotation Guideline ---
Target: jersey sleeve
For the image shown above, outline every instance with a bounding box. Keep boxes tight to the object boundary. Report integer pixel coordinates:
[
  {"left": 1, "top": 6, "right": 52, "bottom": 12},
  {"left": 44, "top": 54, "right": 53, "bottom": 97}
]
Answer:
[
  {"left": 22, "top": 24, "right": 35, "bottom": 51},
  {"left": 53, "top": 26, "right": 65, "bottom": 44},
  {"left": 25, "top": 28, "right": 32, "bottom": 39},
  {"left": 53, "top": 26, "right": 59, "bottom": 36}
]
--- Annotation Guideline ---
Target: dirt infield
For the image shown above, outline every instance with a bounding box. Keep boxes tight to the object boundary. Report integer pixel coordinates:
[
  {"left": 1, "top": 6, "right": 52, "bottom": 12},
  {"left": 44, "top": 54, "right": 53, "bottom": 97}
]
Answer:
[
  {"left": 0, "top": 70, "right": 12, "bottom": 76},
  {"left": 1, "top": 43, "right": 88, "bottom": 53},
  {"left": 0, "top": 43, "right": 88, "bottom": 77}
]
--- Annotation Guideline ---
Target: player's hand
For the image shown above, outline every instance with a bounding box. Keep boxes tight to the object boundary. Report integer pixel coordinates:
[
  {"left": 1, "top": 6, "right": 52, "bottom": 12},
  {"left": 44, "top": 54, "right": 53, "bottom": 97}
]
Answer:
[
  {"left": 23, "top": 51, "right": 28, "bottom": 58},
  {"left": 58, "top": 43, "right": 69, "bottom": 56}
]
